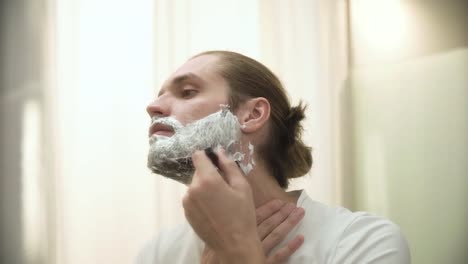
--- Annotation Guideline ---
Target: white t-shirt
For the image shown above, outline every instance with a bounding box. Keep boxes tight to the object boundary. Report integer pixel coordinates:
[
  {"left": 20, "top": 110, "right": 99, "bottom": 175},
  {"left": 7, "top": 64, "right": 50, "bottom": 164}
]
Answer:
[{"left": 136, "top": 190, "right": 410, "bottom": 264}]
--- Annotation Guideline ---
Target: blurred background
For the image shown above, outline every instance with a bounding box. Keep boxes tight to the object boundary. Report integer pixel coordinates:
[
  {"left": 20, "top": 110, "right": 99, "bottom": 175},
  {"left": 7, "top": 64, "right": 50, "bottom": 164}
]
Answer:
[{"left": 1, "top": 0, "right": 467, "bottom": 263}]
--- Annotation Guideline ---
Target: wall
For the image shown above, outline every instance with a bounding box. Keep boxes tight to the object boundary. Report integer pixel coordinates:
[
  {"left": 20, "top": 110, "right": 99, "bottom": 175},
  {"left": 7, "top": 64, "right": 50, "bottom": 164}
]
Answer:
[
  {"left": 348, "top": 1, "right": 468, "bottom": 263},
  {"left": 0, "top": 0, "right": 49, "bottom": 263},
  {"left": 351, "top": 49, "right": 468, "bottom": 264}
]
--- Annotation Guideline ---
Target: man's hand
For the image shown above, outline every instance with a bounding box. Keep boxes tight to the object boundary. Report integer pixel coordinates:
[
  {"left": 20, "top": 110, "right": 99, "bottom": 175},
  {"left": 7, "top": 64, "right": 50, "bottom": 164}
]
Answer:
[
  {"left": 257, "top": 199, "right": 305, "bottom": 262},
  {"left": 183, "top": 148, "right": 265, "bottom": 264},
  {"left": 201, "top": 199, "right": 305, "bottom": 264}
]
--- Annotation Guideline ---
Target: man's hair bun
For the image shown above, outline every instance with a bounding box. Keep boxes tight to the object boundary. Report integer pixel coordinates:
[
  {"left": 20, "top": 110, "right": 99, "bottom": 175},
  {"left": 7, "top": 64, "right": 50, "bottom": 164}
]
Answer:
[
  {"left": 285, "top": 102, "right": 307, "bottom": 146},
  {"left": 284, "top": 101, "right": 312, "bottom": 181}
]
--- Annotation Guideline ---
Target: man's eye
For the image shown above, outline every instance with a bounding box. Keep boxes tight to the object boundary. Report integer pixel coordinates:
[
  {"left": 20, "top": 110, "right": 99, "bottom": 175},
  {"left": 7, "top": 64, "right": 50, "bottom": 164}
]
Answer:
[{"left": 181, "top": 89, "right": 197, "bottom": 98}]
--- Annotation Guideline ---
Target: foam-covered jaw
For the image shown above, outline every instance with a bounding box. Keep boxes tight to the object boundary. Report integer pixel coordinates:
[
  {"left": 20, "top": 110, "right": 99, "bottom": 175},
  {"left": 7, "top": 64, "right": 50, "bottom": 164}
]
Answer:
[{"left": 147, "top": 105, "right": 254, "bottom": 184}]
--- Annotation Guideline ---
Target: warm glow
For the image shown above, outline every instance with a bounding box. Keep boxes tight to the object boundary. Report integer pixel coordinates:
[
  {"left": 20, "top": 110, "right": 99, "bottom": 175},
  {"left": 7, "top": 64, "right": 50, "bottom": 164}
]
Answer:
[{"left": 352, "top": 0, "right": 408, "bottom": 55}]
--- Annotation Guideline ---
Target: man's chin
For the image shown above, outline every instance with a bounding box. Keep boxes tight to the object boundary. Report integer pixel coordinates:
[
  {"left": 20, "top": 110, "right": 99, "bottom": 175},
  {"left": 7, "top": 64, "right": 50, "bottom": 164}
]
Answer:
[{"left": 147, "top": 157, "right": 194, "bottom": 185}]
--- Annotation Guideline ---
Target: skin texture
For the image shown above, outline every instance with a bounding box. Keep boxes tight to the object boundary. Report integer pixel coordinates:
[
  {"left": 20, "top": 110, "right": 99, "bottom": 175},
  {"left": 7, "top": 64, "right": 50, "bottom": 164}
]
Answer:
[
  {"left": 147, "top": 55, "right": 305, "bottom": 263},
  {"left": 148, "top": 55, "right": 230, "bottom": 127}
]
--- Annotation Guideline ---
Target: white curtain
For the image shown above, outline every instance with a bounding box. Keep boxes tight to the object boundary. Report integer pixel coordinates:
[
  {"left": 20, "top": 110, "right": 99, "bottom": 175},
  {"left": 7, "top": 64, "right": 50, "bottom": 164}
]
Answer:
[
  {"left": 52, "top": 0, "right": 157, "bottom": 263},
  {"left": 7, "top": 0, "right": 348, "bottom": 263}
]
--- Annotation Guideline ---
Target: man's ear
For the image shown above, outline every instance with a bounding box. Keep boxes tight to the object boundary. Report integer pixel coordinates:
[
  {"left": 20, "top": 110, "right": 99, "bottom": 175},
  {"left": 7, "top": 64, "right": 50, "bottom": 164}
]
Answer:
[{"left": 236, "top": 97, "right": 270, "bottom": 133}]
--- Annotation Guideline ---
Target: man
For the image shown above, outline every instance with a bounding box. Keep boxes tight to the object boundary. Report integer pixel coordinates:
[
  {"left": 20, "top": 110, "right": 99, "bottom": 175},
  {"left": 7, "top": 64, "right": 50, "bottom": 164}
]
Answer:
[{"left": 137, "top": 51, "right": 410, "bottom": 263}]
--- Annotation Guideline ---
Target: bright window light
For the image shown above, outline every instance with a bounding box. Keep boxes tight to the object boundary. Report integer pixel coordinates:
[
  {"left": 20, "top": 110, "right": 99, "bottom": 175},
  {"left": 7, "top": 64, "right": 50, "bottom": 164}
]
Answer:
[
  {"left": 352, "top": 0, "right": 408, "bottom": 56},
  {"left": 21, "top": 99, "right": 43, "bottom": 263}
]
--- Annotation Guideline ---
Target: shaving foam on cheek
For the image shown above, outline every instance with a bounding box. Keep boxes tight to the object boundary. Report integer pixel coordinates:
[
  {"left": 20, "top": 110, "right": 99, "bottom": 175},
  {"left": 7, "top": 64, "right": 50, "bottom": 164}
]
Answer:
[{"left": 147, "top": 105, "right": 255, "bottom": 183}]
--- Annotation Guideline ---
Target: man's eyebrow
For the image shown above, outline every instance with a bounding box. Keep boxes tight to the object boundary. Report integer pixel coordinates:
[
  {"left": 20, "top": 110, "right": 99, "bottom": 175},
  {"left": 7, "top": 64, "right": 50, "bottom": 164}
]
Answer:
[{"left": 157, "top": 73, "right": 204, "bottom": 97}]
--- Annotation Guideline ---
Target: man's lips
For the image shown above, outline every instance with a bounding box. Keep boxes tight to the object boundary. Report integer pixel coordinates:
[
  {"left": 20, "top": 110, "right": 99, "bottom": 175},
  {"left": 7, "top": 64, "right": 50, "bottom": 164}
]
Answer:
[{"left": 149, "top": 123, "right": 175, "bottom": 137}]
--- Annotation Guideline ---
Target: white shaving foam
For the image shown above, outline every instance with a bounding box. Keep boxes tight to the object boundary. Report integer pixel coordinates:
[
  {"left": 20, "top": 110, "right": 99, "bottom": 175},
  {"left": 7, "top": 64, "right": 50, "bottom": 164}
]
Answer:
[{"left": 147, "top": 105, "right": 255, "bottom": 183}]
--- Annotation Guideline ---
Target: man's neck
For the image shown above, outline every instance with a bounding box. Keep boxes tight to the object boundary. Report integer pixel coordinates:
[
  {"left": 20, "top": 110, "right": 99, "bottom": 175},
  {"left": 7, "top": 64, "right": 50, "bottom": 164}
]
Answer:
[{"left": 245, "top": 161, "right": 301, "bottom": 208}]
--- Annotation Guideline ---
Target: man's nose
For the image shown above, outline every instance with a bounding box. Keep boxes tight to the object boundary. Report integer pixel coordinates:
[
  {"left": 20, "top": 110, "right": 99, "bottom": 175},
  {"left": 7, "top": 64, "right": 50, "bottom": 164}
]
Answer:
[{"left": 146, "top": 99, "right": 168, "bottom": 117}]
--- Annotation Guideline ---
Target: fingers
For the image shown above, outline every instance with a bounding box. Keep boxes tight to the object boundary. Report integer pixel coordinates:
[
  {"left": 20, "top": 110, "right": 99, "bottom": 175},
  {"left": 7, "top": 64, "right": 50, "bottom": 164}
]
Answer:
[
  {"left": 266, "top": 235, "right": 304, "bottom": 264},
  {"left": 262, "top": 207, "right": 305, "bottom": 254},
  {"left": 256, "top": 199, "right": 286, "bottom": 224},
  {"left": 191, "top": 150, "right": 226, "bottom": 187},
  {"left": 257, "top": 203, "right": 296, "bottom": 240},
  {"left": 192, "top": 150, "right": 218, "bottom": 175},
  {"left": 215, "top": 148, "right": 247, "bottom": 187}
]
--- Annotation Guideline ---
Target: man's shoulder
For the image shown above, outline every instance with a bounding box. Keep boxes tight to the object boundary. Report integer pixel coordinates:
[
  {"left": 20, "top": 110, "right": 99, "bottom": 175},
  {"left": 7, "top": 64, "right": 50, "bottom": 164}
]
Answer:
[
  {"left": 296, "top": 192, "right": 410, "bottom": 263},
  {"left": 297, "top": 191, "right": 363, "bottom": 234},
  {"left": 299, "top": 191, "right": 399, "bottom": 234},
  {"left": 330, "top": 212, "right": 410, "bottom": 263}
]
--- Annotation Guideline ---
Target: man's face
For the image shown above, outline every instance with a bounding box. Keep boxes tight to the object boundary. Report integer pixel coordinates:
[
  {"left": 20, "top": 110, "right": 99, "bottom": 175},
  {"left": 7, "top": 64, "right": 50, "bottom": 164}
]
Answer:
[
  {"left": 146, "top": 55, "right": 230, "bottom": 130},
  {"left": 146, "top": 55, "right": 241, "bottom": 183}
]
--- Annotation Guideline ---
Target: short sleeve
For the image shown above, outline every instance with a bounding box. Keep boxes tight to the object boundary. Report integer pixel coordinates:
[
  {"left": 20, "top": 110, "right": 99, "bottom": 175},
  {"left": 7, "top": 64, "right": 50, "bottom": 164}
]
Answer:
[{"left": 330, "top": 214, "right": 411, "bottom": 264}]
